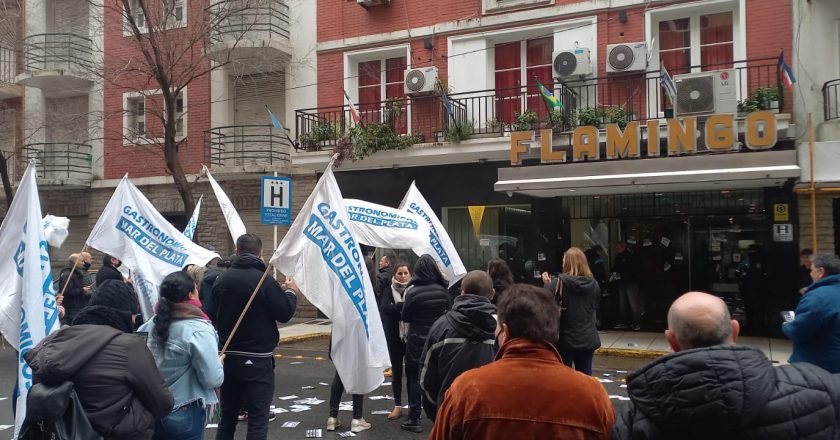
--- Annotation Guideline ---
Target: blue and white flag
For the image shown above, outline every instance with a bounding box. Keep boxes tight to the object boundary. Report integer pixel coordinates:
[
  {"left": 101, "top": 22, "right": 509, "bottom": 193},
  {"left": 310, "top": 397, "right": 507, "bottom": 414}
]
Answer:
[
  {"left": 183, "top": 195, "right": 203, "bottom": 240},
  {"left": 399, "top": 182, "right": 467, "bottom": 287},
  {"left": 86, "top": 175, "right": 219, "bottom": 318},
  {"left": 345, "top": 199, "right": 430, "bottom": 250},
  {"left": 0, "top": 164, "right": 61, "bottom": 437},
  {"left": 204, "top": 165, "right": 247, "bottom": 244},
  {"left": 271, "top": 164, "right": 389, "bottom": 394},
  {"left": 660, "top": 65, "right": 678, "bottom": 105}
]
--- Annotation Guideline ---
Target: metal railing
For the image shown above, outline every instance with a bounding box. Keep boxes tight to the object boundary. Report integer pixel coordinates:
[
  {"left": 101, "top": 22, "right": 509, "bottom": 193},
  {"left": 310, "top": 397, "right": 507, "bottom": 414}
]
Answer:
[
  {"left": 823, "top": 79, "right": 840, "bottom": 122},
  {"left": 295, "top": 57, "right": 784, "bottom": 151},
  {"left": 209, "top": 0, "right": 290, "bottom": 44},
  {"left": 23, "top": 143, "right": 92, "bottom": 180},
  {"left": 24, "top": 33, "right": 94, "bottom": 73},
  {"left": 0, "top": 46, "right": 20, "bottom": 84},
  {"left": 207, "top": 124, "right": 291, "bottom": 167}
]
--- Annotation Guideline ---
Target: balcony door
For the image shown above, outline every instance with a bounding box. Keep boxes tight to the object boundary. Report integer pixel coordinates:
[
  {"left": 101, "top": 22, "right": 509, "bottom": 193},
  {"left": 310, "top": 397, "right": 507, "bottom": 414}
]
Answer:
[
  {"left": 494, "top": 36, "right": 553, "bottom": 125},
  {"left": 658, "top": 11, "right": 734, "bottom": 74},
  {"left": 357, "top": 56, "right": 407, "bottom": 133}
]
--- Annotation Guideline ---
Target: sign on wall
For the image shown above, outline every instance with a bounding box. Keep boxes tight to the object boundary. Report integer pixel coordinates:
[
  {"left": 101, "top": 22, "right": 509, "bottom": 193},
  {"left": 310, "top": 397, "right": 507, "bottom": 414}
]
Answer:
[
  {"left": 773, "top": 223, "right": 794, "bottom": 242},
  {"left": 773, "top": 203, "right": 790, "bottom": 222},
  {"left": 261, "top": 175, "right": 292, "bottom": 225}
]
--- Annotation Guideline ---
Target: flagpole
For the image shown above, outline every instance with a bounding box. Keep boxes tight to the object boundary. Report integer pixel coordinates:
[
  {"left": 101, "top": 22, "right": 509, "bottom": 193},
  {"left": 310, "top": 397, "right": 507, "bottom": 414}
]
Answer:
[
  {"left": 809, "top": 112, "right": 817, "bottom": 252},
  {"left": 220, "top": 263, "right": 274, "bottom": 356},
  {"left": 58, "top": 244, "right": 88, "bottom": 301}
]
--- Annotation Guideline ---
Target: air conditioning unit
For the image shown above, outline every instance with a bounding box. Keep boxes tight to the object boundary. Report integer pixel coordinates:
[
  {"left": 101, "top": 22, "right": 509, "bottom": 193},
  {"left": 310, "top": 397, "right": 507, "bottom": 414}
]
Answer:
[
  {"left": 404, "top": 66, "right": 438, "bottom": 96},
  {"left": 552, "top": 48, "right": 592, "bottom": 78},
  {"left": 674, "top": 68, "right": 738, "bottom": 116},
  {"left": 606, "top": 42, "right": 648, "bottom": 73},
  {"left": 357, "top": 0, "right": 389, "bottom": 7}
]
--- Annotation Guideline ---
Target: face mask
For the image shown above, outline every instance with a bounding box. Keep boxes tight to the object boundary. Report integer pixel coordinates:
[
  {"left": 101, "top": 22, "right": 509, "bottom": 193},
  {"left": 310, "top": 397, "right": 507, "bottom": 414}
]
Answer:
[
  {"left": 114, "top": 261, "right": 122, "bottom": 268},
  {"left": 83, "top": 262, "right": 91, "bottom": 271}
]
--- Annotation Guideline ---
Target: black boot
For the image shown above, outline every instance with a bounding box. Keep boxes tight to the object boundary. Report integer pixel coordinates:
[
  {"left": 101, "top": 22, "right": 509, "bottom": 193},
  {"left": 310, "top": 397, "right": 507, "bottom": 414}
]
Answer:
[{"left": 400, "top": 419, "right": 422, "bottom": 433}]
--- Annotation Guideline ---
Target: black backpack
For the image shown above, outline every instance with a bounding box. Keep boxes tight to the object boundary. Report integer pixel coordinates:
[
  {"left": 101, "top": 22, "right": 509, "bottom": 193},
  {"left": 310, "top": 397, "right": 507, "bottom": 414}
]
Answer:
[{"left": 18, "top": 381, "right": 102, "bottom": 440}]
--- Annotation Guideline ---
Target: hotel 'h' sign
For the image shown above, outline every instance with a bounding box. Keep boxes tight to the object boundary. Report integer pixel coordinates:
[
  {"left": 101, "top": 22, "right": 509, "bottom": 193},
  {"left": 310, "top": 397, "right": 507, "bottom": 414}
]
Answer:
[{"left": 510, "top": 111, "right": 778, "bottom": 165}]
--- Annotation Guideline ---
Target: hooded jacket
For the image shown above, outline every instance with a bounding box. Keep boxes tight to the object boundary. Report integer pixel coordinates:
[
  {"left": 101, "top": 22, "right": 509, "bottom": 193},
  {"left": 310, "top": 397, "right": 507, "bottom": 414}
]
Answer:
[
  {"left": 783, "top": 274, "right": 840, "bottom": 373},
  {"left": 613, "top": 345, "right": 840, "bottom": 440},
  {"left": 555, "top": 273, "right": 601, "bottom": 352},
  {"left": 24, "top": 324, "right": 174, "bottom": 440},
  {"left": 420, "top": 294, "right": 497, "bottom": 421},
  {"left": 401, "top": 255, "right": 449, "bottom": 365}
]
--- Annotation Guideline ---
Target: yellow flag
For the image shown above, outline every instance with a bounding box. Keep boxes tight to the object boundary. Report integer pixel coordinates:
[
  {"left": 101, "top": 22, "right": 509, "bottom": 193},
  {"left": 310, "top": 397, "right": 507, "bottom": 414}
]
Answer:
[{"left": 468, "top": 206, "right": 485, "bottom": 238}]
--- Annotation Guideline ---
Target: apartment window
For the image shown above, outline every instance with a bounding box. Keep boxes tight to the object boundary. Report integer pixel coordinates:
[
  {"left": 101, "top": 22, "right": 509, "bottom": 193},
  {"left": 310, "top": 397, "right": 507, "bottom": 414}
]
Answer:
[
  {"left": 356, "top": 56, "right": 407, "bottom": 129},
  {"left": 494, "top": 36, "right": 554, "bottom": 123},
  {"left": 657, "top": 11, "right": 734, "bottom": 74},
  {"left": 127, "top": 96, "right": 145, "bottom": 140},
  {"left": 166, "top": 0, "right": 185, "bottom": 27}
]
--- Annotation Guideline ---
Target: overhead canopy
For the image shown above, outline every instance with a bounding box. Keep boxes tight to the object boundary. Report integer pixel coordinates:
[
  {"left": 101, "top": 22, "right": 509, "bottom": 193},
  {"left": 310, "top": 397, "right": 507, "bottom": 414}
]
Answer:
[{"left": 495, "top": 150, "right": 800, "bottom": 198}]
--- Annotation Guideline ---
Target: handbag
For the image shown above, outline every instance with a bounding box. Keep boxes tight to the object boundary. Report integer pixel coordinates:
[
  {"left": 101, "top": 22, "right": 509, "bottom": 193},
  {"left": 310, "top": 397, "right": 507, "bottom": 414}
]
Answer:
[{"left": 18, "top": 381, "right": 103, "bottom": 440}]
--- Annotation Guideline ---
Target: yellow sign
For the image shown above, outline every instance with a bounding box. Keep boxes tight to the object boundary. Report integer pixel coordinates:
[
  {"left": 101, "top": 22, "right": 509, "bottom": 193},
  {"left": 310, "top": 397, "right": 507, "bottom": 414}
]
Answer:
[
  {"left": 467, "top": 206, "right": 485, "bottom": 238},
  {"left": 774, "top": 203, "right": 789, "bottom": 222},
  {"left": 510, "top": 112, "right": 778, "bottom": 165}
]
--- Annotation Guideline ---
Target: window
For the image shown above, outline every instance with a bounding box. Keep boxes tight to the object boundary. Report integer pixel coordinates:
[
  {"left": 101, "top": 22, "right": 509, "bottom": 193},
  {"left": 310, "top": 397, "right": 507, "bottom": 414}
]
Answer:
[
  {"left": 494, "top": 36, "right": 554, "bottom": 123},
  {"left": 657, "top": 11, "right": 734, "bottom": 73},
  {"left": 172, "top": 92, "right": 185, "bottom": 137},
  {"left": 127, "top": 96, "right": 145, "bottom": 140},
  {"left": 123, "top": 87, "right": 187, "bottom": 145},
  {"left": 356, "top": 56, "right": 407, "bottom": 130}
]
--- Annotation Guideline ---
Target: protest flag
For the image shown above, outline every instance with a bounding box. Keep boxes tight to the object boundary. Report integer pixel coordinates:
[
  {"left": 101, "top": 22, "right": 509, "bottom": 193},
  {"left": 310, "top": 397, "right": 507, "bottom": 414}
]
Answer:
[{"left": 204, "top": 165, "right": 247, "bottom": 244}]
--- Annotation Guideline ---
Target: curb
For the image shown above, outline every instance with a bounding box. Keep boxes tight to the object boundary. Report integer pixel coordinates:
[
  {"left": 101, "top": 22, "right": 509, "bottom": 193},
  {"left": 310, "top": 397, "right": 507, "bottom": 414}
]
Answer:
[
  {"left": 596, "top": 347, "right": 668, "bottom": 358},
  {"left": 279, "top": 332, "right": 331, "bottom": 344}
]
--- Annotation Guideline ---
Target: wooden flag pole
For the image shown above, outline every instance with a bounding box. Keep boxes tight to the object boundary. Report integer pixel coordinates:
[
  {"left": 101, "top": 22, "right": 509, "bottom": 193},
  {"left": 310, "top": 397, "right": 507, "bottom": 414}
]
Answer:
[
  {"left": 220, "top": 263, "right": 274, "bottom": 356},
  {"left": 58, "top": 244, "right": 88, "bottom": 301}
]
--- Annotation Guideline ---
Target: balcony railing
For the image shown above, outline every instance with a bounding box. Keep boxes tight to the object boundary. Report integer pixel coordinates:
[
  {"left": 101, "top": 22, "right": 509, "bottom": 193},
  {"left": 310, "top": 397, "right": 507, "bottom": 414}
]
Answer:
[
  {"left": 0, "top": 46, "right": 20, "bottom": 84},
  {"left": 209, "top": 0, "right": 290, "bottom": 44},
  {"left": 824, "top": 79, "right": 840, "bottom": 122},
  {"left": 24, "top": 33, "right": 93, "bottom": 73},
  {"left": 23, "top": 143, "right": 92, "bottom": 180},
  {"left": 207, "top": 124, "right": 291, "bottom": 167},
  {"left": 295, "top": 57, "right": 784, "bottom": 151}
]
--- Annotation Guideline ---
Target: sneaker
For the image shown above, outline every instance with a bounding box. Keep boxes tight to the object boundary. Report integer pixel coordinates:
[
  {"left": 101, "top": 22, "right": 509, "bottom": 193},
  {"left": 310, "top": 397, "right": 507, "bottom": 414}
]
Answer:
[
  {"left": 237, "top": 411, "right": 248, "bottom": 422},
  {"left": 326, "top": 417, "right": 341, "bottom": 431},
  {"left": 268, "top": 412, "right": 277, "bottom": 422},
  {"left": 401, "top": 419, "right": 422, "bottom": 433},
  {"left": 351, "top": 418, "right": 371, "bottom": 433},
  {"left": 632, "top": 324, "right": 641, "bottom": 331},
  {"left": 613, "top": 323, "right": 629, "bottom": 330},
  {"left": 384, "top": 368, "right": 393, "bottom": 378},
  {"left": 387, "top": 406, "right": 403, "bottom": 420}
]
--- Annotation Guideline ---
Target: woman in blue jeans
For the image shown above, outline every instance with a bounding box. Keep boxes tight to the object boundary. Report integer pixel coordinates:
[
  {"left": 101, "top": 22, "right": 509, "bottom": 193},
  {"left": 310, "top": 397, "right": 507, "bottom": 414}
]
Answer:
[{"left": 140, "top": 271, "right": 225, "bottom": 439}]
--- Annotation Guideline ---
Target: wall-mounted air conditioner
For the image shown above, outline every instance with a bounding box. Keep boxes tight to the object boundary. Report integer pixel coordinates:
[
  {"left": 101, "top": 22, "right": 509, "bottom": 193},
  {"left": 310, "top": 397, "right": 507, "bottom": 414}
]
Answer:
[
  {"left": 404, "top": 66, "right": 438, "bottom": 96},
  {"left": 606, "top": 42, "right": 648, "bottom": 73},
  {"left": 674, "top": 68, "right": 738, "bottom": 116},
  {"left": 358, "top": 0, "right": 389, "bottom": 8},
  {"left": 552, "top": 48, "right": 592, "bottom": 78}
]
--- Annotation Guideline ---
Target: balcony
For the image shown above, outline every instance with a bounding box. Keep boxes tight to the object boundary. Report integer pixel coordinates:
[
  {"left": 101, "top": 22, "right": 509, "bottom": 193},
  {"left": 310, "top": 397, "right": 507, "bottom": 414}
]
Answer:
[
  {"left": 23, "top": 142, "right": 92, "bottom": 185},
  {"left": 16, "top": 33, "right": 94, "bottom": 97},
  {"left": 206, "top": 125, "right": 291, "bottom": 171},
  {"left": 824, "top": 79, "right": 840, "bottom": 122},
  {"left": 0, "top": 46, "right": 23, "bottom": 99},
  {"left": 295, "top": 57, "right": 792, "bottom": 155},
  {"left": 206, "top": 0, "right": 291, "bottom": 68}
]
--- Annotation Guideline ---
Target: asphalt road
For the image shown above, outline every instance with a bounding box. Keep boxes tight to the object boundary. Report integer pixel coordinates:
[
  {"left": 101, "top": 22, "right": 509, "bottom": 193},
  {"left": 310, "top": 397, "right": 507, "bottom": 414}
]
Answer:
[{"left": 0, "top": 337, "right": 652, "bottom": 439}]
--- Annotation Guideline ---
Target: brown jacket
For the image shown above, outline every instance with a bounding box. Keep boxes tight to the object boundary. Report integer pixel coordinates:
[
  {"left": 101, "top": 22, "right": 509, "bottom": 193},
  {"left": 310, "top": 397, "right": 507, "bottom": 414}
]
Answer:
[
  {"left": 25, "top": 324, "right": 174, "bottom": 440},
  {"left": 429, "top": 338, "right": 615, "bottom": 440}
]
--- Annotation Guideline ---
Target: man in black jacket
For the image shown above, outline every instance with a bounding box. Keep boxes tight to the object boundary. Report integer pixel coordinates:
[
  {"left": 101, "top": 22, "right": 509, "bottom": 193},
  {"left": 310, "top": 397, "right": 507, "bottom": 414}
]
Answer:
[
  {"left": 213, "top": 234, "right": 298, "bottom": 440},
  {"left": 376, "top": 252, "right": 396, "bottom": 304},
  {"left": 57, "top": 253, "right": 93, "bottom": 325},
  {"left": 420, "top": 270, "right": 497, "bottom": 421},
  {"left": 95, "top": 254, "right": 131, "bottom": 286},
  {"left": 613, "top": 242, "right": 642, "bottom": 330},
  {"left": 614, "top": 291, "right": 840, "bottom": 439}
]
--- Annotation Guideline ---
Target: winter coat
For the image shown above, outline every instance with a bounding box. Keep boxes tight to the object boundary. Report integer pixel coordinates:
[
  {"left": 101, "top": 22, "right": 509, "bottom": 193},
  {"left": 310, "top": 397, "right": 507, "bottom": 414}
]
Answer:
[
  {"left": 24, "top": 324, "right": 174, "bottom": 440},
  {"left": 376, "top": 266, "right": 394, "bottom": 304},
  {"left": 401, "top": 255, "right": 449, "bottom": 367},
  {"left": 95, "top": 263, "right": 124, "bottom": 286},
  {"left": 783, "top": 274, "right": 840, "bottom": 373},
  {"left": 613, "top": 345, "right": 840, "bottom": 440},
  {"left": 379, "top": 278, "right": 408, "bottom": 346},
  {"left": 138, "top": 303, "right": 224, "bottom": 409},
  {"left": 420, "top": 294, "right": 497, "bottom": 421},
  {"left": 58, "top": 266, "right": 89, "bottom": 324},
  {"left": 212, "top": 254, "right": 297, "bottom": 356},
  {"left": 200, "top": 267, "right": 223, "bottom": 323},
  {"left": 556, "top": 273, "right": 601, "bottom": 352},
  {"left": 614, "top": 249, "right": 641, "bottom": 284},
  {"left": 429, "top": 338, "right": 614, "bottom": 440}
]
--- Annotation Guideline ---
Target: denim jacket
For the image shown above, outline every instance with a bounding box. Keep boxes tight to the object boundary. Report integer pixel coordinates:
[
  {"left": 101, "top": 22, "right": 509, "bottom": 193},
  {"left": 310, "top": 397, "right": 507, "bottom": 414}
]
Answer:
[{"left": 139, "top": 303, "right": 224, "bottom": 409}]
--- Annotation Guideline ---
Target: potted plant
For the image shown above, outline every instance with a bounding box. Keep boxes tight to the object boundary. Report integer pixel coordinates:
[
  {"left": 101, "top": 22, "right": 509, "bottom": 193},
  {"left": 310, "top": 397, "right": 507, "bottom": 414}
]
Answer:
[
  {"left": 577, "top": 107, "right": 603, "bottom": 128},
  {"left": 513, "top": 111, "right": 539, "bottom": 131},
  {"left": 299, "top": 122, "right": 340, "bottom": 151},
  {"left": 604, "top": 106, "right": 628, "bottom": 129},
  {"left": 445, "top": 120, "right": 474, "bottom": 143}
]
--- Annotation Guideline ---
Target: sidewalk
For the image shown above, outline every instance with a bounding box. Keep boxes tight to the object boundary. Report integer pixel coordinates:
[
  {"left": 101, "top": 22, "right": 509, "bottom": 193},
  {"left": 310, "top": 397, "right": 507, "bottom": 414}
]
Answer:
[{"left": 279, "top": 319, "right": 794, "bottom": 364}]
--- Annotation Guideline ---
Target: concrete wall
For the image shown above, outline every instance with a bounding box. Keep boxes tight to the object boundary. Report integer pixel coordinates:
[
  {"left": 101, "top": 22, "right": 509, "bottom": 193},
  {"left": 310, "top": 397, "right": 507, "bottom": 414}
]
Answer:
[{"left": 793, "top": 0, "right": 840, "bottom": 137}]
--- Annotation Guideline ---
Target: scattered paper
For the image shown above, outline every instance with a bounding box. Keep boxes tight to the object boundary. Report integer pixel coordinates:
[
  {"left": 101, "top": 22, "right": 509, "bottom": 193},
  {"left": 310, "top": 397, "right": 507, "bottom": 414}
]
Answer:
[
  {"left": 305, "top": 428, "right": 323, "bottom": 438},
  {"left": 294, "top": 398, "right": 325, "bottom": 405},
  {"left": 339, "top": 432, "right": 357, "bottom": 437},
  {"left": 271, "top": 407, "right": 289, "bottom": 414},
  {"left": 205, "top": 424, "right": 218, "bottom": 429},
  {"left": 301, "top": 385, "right": 315, "bottom": 390},
  {"left": 609, "top": 395, "right": 631, "bottom": 401},
  {"left": 290, "top": 361, "right": 304, "bottom": 365},
  {"left": 381, "top": 382, "right": 392, "bottom": 386},
  {"left": 602, "top": 373, "right": 612, "bottom": 377},
  {"left": 319, "top": 382, "right": 329, "bottom": 386},
  {"left": 290, "top": 405, "right": 311, "bottom": 412},
  {"left": 279, "top": 395, "right": 299, "bottom": 400},
  {"left": 617, "top": 370, "right": 628, "bottom": 374},
  {"left": 598, "top": 378, "right": 614, "bottom": 383},
  {"left": 371, "top": 410, "right": 391, "bottom": 415},
  {"left": 282, "top": 421, "right": 300, "bottom": 428},
  {"left": 368, "top": 395, "right": 393, "bottom": 400},
  {"left": 620, "top": 385, "right": 628, "bottom": 388},
  {"left": 0, "top": 397, "right": 7, "bottom": 401}
]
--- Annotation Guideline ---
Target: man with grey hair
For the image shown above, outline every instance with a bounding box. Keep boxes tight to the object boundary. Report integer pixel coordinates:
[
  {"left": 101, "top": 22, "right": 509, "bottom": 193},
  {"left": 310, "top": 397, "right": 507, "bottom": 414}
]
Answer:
[
  {"left": 783, "top": 253, "right": 840, "bottom": 373},
  {"left": 614, "top": 290, "right": 840, "bottom": 439}
]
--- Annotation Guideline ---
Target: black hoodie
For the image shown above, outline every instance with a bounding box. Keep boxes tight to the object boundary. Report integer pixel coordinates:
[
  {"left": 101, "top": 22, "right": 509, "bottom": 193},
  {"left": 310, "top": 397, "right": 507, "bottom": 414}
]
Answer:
[
  {"left": 614, "top": 345, "right": 840, "bottom": 440},
  {"left": 419, "top": 294, "right": 497, "bottom": 421},
  {"left": 555, "top": 273, "right": 601, "bottom": 352}
]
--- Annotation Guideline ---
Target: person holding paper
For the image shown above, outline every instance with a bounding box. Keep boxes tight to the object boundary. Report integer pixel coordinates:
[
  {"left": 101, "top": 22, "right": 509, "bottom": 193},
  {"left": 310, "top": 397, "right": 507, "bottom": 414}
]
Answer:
[{"left": 400, "top": 255, "right": 449, "bottom": 433}]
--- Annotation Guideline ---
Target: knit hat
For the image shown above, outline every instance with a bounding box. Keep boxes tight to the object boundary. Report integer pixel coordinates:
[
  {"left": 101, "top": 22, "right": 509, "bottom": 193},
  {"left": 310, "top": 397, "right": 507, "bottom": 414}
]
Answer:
[{"left": 90, "top": 279, "right": 140, "bottom": 315}]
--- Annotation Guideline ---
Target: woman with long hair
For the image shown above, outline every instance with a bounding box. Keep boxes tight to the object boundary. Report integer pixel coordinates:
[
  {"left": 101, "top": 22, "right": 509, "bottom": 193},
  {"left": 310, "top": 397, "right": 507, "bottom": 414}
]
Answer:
[
  {"left": 378, "top": 261, "right": 412, "bottom": 420},
  {"left": 487, "top": 258, "right": 514, "bottom": 304},
  {"left": 544, "top": 247, "right": 601, "bottom": 375},
  {"left": 139, "top": 271, "right": 224, "bottom": 440}
]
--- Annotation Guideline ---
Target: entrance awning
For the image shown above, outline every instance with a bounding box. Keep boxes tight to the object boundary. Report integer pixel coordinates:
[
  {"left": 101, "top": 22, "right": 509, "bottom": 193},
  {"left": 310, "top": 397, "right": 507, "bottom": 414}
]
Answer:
[{"left": 495, "top": 150, "right": 800, "bottom": 198}]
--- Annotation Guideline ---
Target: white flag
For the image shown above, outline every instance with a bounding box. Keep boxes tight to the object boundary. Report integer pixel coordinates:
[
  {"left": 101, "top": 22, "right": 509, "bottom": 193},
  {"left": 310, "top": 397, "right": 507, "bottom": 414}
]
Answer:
[
  {"left": 183, "top": 195, "right": 203, "bottom": 240},
  {"left": 345, "top": 199, "right": 430, "bottom": 250},
  {"left": 399, "top": 182, "right": 467, "bottom": 286},
  {"left": 42, "top": 215, "right": 70, "bottom": 248},
  {"left": 271, "top": 165, "right": 389, "bottom": 394},
  {"left": 204, "top": 166, "right": 247, "bottom": 243},
  {"left": 0, "top": 164, "right": 61, "bottom": 437},
  {"left": 86, "top": 176, "right": 219, "bottom": 319}
]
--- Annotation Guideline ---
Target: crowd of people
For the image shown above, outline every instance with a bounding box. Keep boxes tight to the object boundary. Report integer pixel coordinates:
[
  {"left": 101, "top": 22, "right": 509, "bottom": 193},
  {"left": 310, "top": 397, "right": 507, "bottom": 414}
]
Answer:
[{"left": 18, "top": 235, "right": 840, "bottom": 440}]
